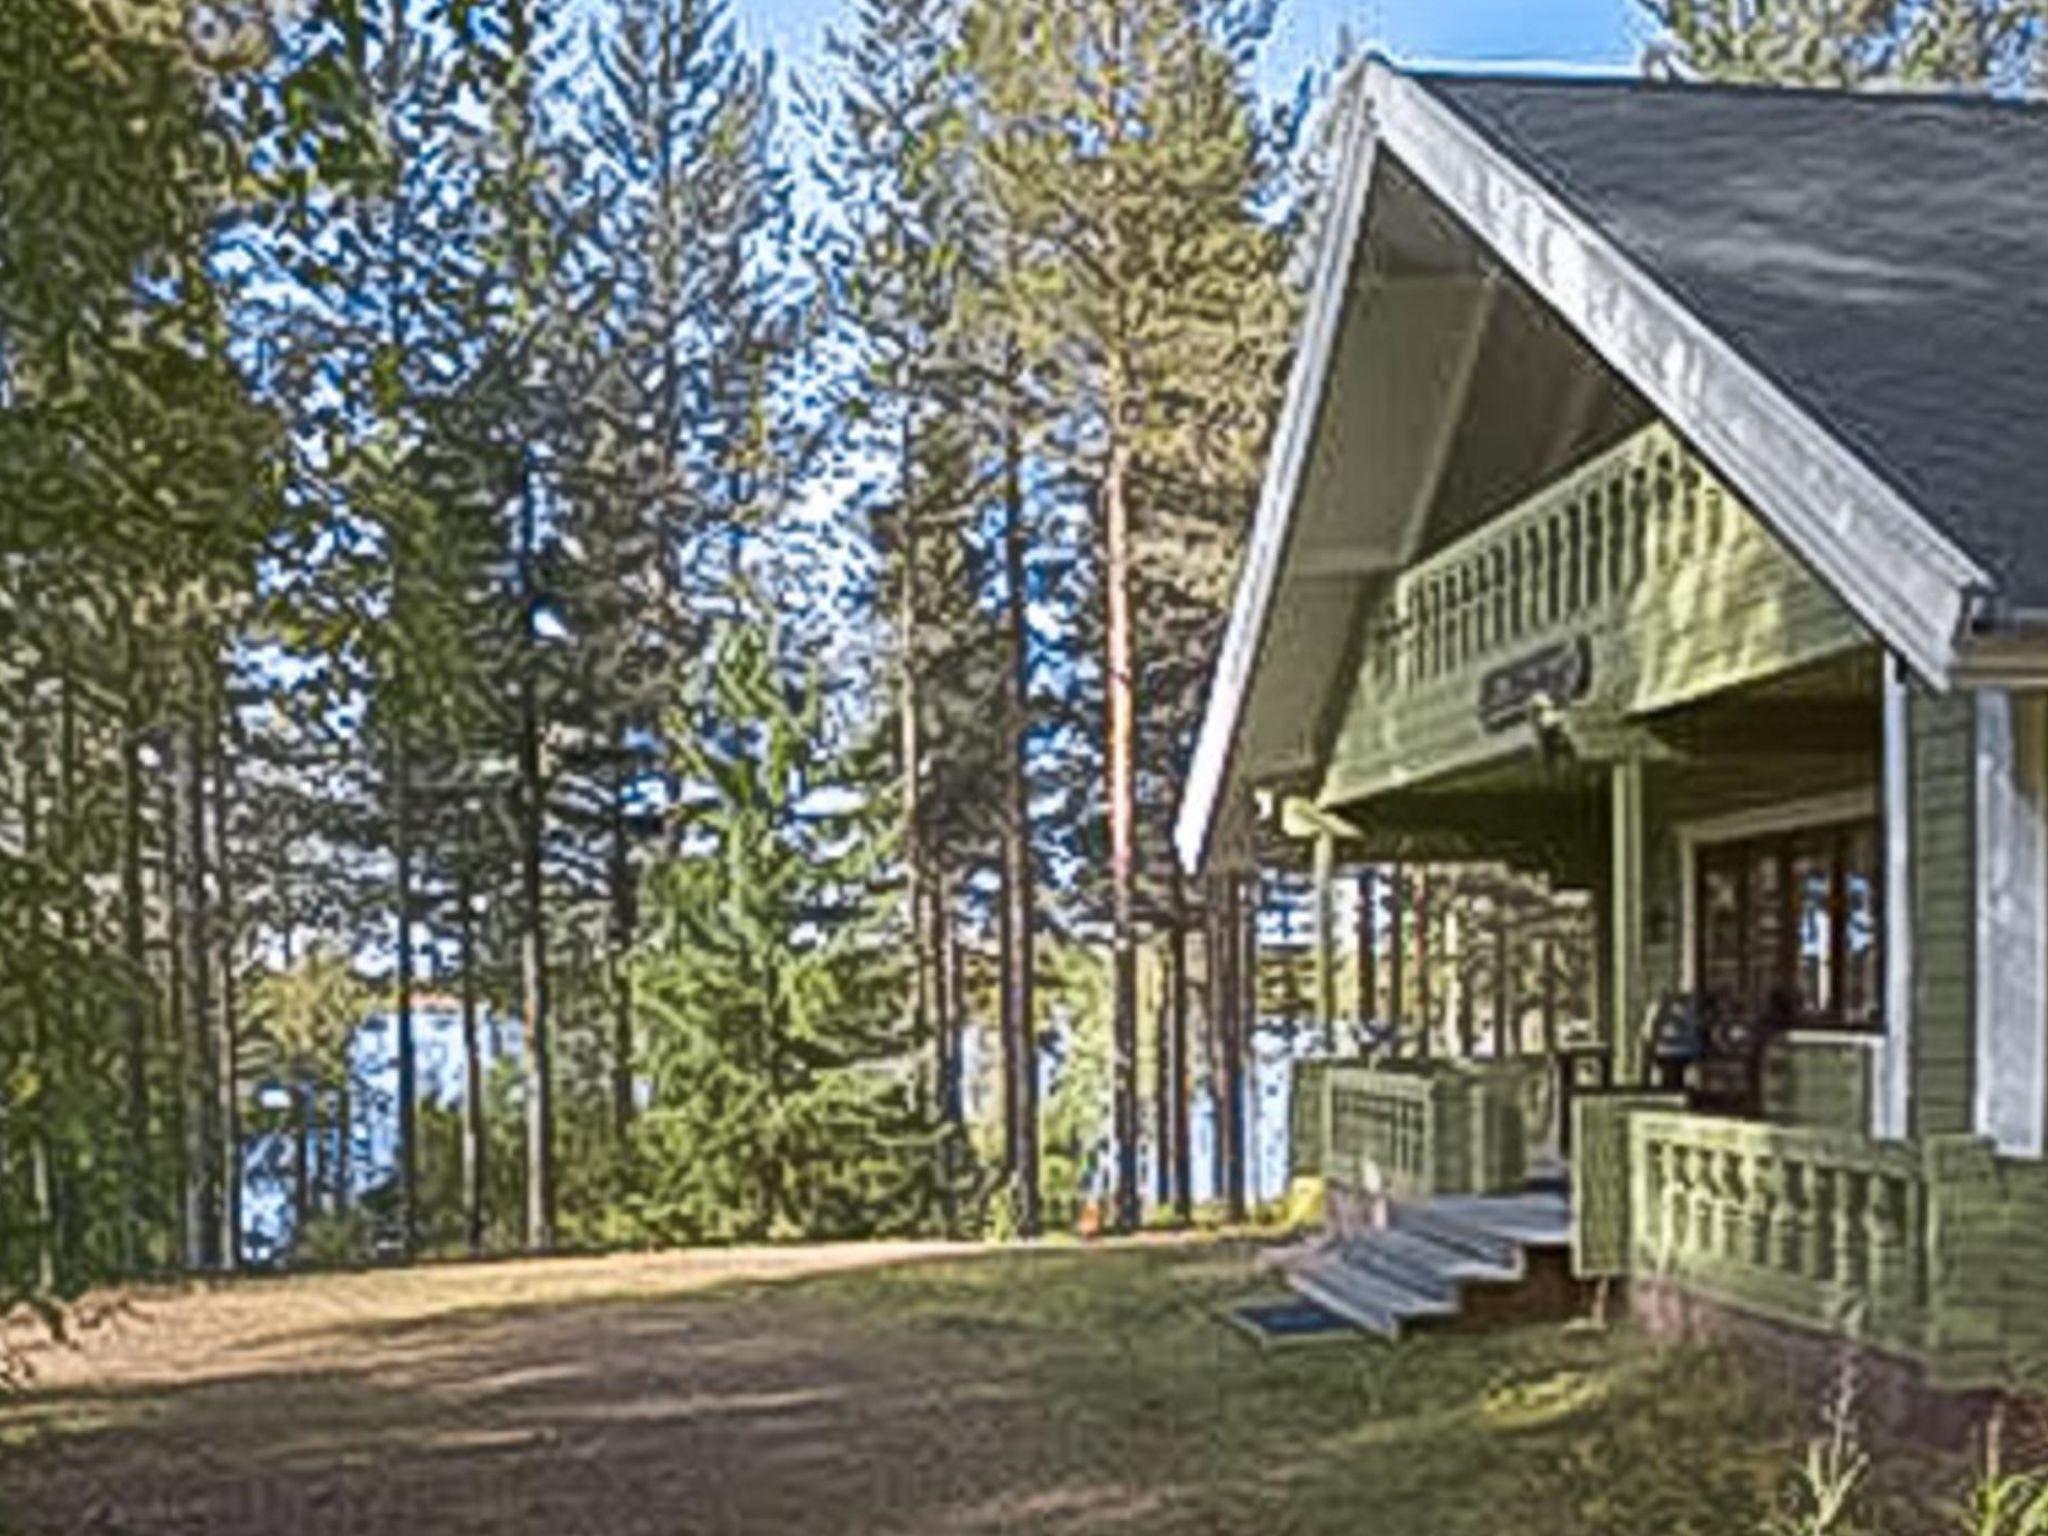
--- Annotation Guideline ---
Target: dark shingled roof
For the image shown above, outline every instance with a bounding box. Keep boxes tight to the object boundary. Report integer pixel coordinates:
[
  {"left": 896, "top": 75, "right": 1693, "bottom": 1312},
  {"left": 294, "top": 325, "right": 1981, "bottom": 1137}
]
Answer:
[{"left": 1420, "top": 73, "right": 2048, "bottom": 611}]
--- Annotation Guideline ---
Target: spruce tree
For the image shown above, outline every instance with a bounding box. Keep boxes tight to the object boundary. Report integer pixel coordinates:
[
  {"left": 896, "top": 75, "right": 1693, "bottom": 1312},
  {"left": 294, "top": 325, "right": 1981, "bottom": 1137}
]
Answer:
[{"left": 627, "top": 615, "right": 946, "bottom": 1241}]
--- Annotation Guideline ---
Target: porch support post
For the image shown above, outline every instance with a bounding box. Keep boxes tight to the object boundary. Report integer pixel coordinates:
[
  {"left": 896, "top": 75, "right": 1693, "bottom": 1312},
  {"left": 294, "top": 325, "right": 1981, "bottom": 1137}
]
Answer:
[
  {"left": 1388, "top": 864, "right": 1408, "bottom": 1040},
  {"left": 1610, "top": 752, "right": 1648, "bottom": 1086},
  {"left": 1313, "top": 832, "right": 1338, "bottom": 1053},
  {"left": 1877, "top": 656, "right": 1914, "bottom": 1140},
  {"left": 1973, "top": 688, "right": 2047, "bottom": 1157}
]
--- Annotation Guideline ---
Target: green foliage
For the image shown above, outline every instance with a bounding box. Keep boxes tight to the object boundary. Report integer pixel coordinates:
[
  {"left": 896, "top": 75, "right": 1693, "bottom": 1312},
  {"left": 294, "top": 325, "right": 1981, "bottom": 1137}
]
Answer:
[
  {"left": 1642, "top": 0, "right": 2048, "bottom": 90},
  {"left": 622, "top": 614, "right": 955, "bottom": 1243},
  {"left": 1949, "top": 1411, "right": 2048, "bottom": 1536}
]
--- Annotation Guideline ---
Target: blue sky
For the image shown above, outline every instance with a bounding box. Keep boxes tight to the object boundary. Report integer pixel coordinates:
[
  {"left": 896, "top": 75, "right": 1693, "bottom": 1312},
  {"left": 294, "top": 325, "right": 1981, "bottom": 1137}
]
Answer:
[{"left": 734, "top": 0, "right": 1652, "bottom": 100}]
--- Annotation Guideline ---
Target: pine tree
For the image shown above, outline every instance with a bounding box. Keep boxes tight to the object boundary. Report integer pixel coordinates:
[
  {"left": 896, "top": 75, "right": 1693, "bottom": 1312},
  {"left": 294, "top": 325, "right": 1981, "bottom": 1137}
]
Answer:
[
  {"left": 968, "top": 0, "right": 1293, "bottom": 1228},
  {"left": 1643, "top": 0, "right": 2046, "bottom": 88},
  {"left": 560, "top": 0, "right": 792, "bottom": 1165}
]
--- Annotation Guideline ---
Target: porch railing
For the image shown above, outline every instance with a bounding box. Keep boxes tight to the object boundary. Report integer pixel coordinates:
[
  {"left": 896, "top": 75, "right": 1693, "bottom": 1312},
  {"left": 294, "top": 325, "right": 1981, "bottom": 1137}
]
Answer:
[
  {"left": 1297, "top": 1061, "right": 1531, "bottom": 1200},
  {"left": 1628, "top": 1111, "right": 1932, "bottom": 1354}
]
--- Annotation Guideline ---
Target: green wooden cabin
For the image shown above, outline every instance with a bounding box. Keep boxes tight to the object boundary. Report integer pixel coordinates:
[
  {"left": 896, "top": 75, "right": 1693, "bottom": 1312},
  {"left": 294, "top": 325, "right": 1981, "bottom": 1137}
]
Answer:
[{"left": 1180, "top": 64, "right": 2048, "bottom": 1388}]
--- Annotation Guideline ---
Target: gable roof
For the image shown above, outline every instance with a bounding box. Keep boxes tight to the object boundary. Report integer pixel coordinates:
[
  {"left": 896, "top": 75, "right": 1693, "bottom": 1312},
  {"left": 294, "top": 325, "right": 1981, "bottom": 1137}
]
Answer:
[
  {"left": 1427, "top": 72, "right": 2048, "bottom": 613},
  {"left": 1176, "top": 63, "right": 2048, "bottom": 875}
]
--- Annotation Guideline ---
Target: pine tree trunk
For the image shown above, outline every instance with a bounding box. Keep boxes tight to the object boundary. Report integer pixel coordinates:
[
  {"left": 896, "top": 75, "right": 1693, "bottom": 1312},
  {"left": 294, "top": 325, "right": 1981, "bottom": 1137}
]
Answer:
[
  {"left": 334, "top": 1075, "right": 353, "bottom": 1217},
  {"left": 160, "top": 758, "right": 189, "bottom": 1258},
  {"left": 212, "top": 698, "right": 241, "bottom": 1273},
  {"left": 936, "top": 874, "right": 961, "bottom": 1126},
  {"left": 1232, "top": 870, "right": 1255, "bottom": 1222},
  {"left": 57, "top": 670, "right": 86, "bottom": 1286},
  {"left": 897, "top": 418, "right": 934, "bottom": 1122},
  {"left": 1104, "top": 428, "right": 1139, "bottom": 1233},
  {"left": 293, "top": 1086, "right": 312, "bottom": 1257},
  {"left": 609, "top": 765, "right": 635, "bottom": 1141},
  {"left": 517, "top": 453, "right": 555, "bottom": 1254},
  {"left": 118, "top": 626, "right": 152, "bottom": 1271},
  {"left": 1209, "top": 870, "right": 1245, "bottom": 1222},
  {"left": 459, "top": 840, "right": 485, "bottom": 1258},
  {"left": 21, "top": 739, "right": 57, "bottom": 1294},
  {"left": 387, "top": 729, "right": 417, "bottom": 1257},
  {"left": 179, "top": 689, "right": 216, "bottom": 1271},
  {"left": 1203, "top": 875, "right": 1225, "bottom": 1216},
  {"left": 998, "top": 380, "right": 1040, "bottom": 1238},
  {"left": 1153, "top": 954, "right": 1171, "bottom": 1211}
]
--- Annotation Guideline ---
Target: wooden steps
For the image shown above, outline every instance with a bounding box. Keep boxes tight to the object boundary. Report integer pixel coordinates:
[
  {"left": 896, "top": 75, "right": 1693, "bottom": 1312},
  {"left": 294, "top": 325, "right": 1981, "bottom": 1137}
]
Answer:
[{"left": 1271, "top": 1188, "right": 1572, "bottom": 1340}]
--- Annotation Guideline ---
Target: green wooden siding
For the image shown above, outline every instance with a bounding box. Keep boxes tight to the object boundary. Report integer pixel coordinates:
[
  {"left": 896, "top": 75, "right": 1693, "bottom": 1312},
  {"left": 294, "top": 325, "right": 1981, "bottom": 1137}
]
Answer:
[
  {"left": 1320, "top": 423, "right": 1866, "bottom": 808},
  {"left": 1760, "top": 1038, "right": 1874, "bottom": 1135},
  {"left": 1911, "top": 688, "right": 1975, "bottom": 1138}
]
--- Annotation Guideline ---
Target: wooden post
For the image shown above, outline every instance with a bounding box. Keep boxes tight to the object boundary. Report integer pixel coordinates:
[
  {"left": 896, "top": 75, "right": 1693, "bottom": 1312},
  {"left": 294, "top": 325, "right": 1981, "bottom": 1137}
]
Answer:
[
  {"left": 1493, "top": 906, "right": 1513, "bottom": 1059},
  {"left": 1313, "top": 833, "right": 1338, "bottom": 1053},
  {"left": 1389, "top": 863, "right": 1407, "bottom": 1044},
  {"left": 1208, "top": 870, "right": 1237, "bottom": 1219},
  {"left": 1416, "top": 871, "right": 1433, "bottom": 1061},
  {"left": 1541, "top": 936, "right": 1559, "bottom": 1055},
  {"left": 1231, "top": 870, "right": 1255, "bottom": 1221},
  {"left": 1357, "top": 866, "right": 1378, "bottom": 1040},
  {"left": 1878, "top": 654, "right": 1913, "bottom": 1140},
  {"left": 1612, "top": 753, "right": 1648, "bottom": 1086},
  {"left": 1168, "top": 874, "right": 1192, "bottom": 1223}
]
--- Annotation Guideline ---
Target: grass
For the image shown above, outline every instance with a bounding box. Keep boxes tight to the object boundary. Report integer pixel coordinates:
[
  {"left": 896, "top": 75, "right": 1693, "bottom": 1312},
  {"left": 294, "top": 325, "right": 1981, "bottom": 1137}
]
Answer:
[{"left": 0, "top": 1238, "right": 1968, "bottom": 1535}]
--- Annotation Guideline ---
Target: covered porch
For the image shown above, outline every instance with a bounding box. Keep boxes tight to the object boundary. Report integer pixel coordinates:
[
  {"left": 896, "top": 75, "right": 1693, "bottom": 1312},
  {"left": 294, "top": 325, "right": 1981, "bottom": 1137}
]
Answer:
[{"left": 1184, "top": 63, "right": 2048, "bottom": 1383}]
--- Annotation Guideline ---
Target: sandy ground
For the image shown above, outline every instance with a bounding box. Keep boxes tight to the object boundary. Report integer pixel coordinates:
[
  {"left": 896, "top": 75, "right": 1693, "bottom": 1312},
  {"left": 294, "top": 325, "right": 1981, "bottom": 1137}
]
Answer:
[
  {"left": 0, "top": 1237, "right": 1843, "bottom": 1536},
  {"left": 0, "top": 1240, "right": 1252, "bottom": 1536}
]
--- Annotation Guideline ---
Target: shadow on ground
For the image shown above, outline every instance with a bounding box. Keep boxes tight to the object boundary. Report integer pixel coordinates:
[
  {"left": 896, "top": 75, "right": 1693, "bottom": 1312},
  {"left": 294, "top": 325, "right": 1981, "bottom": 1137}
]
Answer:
[{"left": 0, "top": 1240, "right": 1875, "bottom": 1536}]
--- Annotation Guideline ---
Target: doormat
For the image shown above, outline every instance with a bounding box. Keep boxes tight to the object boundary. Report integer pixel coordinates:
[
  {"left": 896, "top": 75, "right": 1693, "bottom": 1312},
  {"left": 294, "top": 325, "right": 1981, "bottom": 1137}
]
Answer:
[{"left": 1222, "top": 1295, "right": 1361, "bottom": 1348}]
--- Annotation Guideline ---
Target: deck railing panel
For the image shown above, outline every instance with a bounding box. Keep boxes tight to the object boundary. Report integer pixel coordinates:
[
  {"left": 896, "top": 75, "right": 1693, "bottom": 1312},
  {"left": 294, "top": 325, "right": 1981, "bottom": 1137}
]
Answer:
[
  {"left": 1323, "top": 422, "right": 1867, "bottom": 805},
  {"left": 1628, "top": 1111, "right": 1932, "bottom": 1354}
]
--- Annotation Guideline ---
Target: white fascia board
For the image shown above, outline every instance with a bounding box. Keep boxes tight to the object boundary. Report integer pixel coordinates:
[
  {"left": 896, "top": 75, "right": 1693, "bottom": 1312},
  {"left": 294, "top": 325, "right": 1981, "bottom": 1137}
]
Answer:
[
  {"left": 1370, "top": 64, "right": 1988, "bottom": 690},
  {"left": 1173, "top": 80, "right": 1383, "bottom": 876}
]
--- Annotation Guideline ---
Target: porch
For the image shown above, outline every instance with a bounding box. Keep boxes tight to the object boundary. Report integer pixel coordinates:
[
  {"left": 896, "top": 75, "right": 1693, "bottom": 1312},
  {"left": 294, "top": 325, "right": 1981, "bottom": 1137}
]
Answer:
[{"left": 1258, "top": 410, "right": 2038, "bottom": 1382}]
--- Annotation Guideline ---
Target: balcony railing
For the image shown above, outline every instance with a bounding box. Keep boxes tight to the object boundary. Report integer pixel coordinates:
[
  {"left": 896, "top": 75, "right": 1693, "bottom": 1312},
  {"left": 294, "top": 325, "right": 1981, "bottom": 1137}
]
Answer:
[
  {"left": 1325, "top": 420, "right": 1865, "bottom": 800},
  {"left": 1369, "top": 422, "right": 1728, "bottom": 695}
]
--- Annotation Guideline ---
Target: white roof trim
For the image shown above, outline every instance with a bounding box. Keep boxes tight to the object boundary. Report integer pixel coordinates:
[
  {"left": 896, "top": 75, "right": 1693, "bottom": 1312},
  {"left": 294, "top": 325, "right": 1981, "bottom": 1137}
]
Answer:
[
  {"left": 1373, "top": 64, "right": 1987, "bottom": 677},
  {"left": 1174, "top": 60, "right": 1997, "bottom": 877}
]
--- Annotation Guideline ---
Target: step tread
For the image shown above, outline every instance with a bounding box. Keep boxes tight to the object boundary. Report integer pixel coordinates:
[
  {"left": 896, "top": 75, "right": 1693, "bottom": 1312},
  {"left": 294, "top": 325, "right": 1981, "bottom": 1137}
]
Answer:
[
  {"left": 1388, "top": 1202, "right": 1522, "bottom": 1267},
  {"left": 1286, "top": 1253, "right": 1457, "bottom": 1337},
  {"left": 1339, "top": 1229, "right": 1521, "bottom": 1291}
]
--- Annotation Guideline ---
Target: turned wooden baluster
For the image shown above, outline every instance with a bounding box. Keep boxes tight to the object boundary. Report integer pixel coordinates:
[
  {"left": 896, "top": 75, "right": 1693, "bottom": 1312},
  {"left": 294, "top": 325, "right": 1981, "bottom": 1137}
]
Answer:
[
  {"left": 1747, "top": 1152, "right": 1776, "bottom": 1269},
  {"left": 1721, "top": 1149, "right": 1748, "bottom": 1262},
  {"left": 1863, "top": 1173, "right": 1906, "bottom": 1316},
  {"left": 1677, "top": 1142, "right": 1704, "bottom": 1264},
  {"left": 1843, "top": 1169, "right": 1873, "bottom": 1292}
]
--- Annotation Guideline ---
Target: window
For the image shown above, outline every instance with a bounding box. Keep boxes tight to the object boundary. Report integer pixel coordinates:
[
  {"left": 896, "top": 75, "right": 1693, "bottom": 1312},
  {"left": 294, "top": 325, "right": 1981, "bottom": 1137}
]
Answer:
[{"left": 1694, "top": 818, "right": 1882, "bottom": 1030}]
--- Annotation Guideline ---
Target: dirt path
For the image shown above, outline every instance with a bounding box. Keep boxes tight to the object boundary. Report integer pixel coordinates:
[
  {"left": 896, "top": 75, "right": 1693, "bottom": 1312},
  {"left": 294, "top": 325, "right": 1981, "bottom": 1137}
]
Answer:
[
  {"left": 0, "top": 1239, "right": 1815, "bottom": 1536},
  {"left": 0, "top": 1241, "right": 1242, "bottom": 1536}
]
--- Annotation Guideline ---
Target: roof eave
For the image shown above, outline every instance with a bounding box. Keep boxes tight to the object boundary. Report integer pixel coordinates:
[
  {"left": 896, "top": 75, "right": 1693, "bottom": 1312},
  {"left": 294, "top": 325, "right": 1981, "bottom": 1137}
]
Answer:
[{"left": 1176, "top": 60, "right": 1997, "bottom": 877}]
